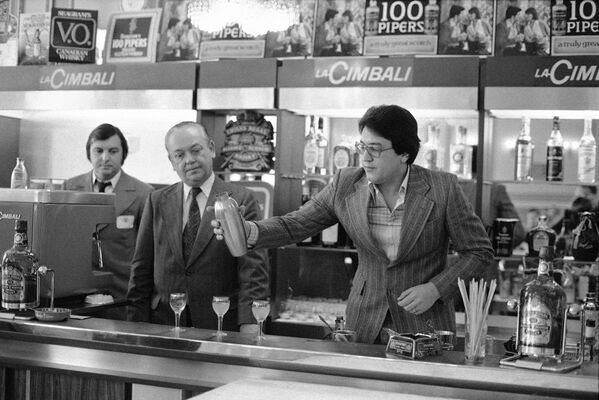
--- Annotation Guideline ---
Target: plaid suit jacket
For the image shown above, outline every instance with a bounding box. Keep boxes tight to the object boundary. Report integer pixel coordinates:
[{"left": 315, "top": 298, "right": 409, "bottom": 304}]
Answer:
[{"left": 255, "top": 165, "right": 493, "bottom": 343}]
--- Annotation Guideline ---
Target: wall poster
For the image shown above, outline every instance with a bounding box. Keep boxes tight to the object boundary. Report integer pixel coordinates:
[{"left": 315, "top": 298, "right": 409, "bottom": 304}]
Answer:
[
  {"left": 157, "top": 0, "right": 201, "bottom": 61},
  {"left": 0, "top": 0, "right": 18, "bottom": 66},
  {"left": 264, "top": 0, "right": 316, "bottom": 58},
  {"left": 551, "top": 0, "right": 599, "bottom": 55},
  {"left": 363, "top": 0, "right": 440, "bottom": 56},
  {"left": 18, "top": 12, "right": 51, "bottom": 65},
  {"left": 494, "top": 0, "right": 551, "bottom": 56},
  {"left": 313, "top": 0, "right": 366, "bottom": 57},
  {"left": 49, "top": 7, "right": 98, "bottom": 64},
  {"left": 105, "top": 8, "right": 161, "bottom": 63},
  {"left": 437, "top": 0, "right": 494, "bottom": 55}
]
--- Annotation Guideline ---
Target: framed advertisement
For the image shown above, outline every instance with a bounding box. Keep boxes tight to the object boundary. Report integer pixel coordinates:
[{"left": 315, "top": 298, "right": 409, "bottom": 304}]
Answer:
[{"left": 104, "top": 8, "right": 161, "bottom": 63}]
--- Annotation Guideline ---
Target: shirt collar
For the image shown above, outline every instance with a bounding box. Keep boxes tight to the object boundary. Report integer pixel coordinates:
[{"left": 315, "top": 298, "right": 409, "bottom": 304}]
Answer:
[
  {"left": 93, "top": 170, "right": 121, "bottom": 188},
  {"left": 183, "top": 172, "right": 215, "bottom": 200},
  {"left": 368, "top": 165, "right": 410, "bottom": 209}
]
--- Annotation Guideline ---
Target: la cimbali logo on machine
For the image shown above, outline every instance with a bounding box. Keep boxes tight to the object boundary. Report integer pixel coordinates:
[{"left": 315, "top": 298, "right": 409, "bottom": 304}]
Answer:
[
  {"left": 38, "top": 65, "right": 116, "bottom": 90},
  {"left": 534, "top": 58, "right": 599, "bottom": 86},
  {"left": 0, "top": 212, "right": 21, "bottom": 221}
]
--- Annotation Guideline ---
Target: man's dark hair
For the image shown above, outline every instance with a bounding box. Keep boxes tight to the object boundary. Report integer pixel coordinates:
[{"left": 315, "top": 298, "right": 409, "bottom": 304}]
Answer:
[
  {"left": 86, "top": 123, "right": 129, "bottom": 165},
  {"left": 358, "top": 105, "right": 420, "bottom": 164},
  {"left": 506, "top": 6, "right": 521, "bottom": 19},
  {"left": 449, "top": 5, "right": 465, "bottom": 19}
]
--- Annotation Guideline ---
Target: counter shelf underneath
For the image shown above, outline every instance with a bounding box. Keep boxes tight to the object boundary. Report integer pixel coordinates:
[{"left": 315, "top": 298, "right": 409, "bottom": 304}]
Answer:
[{"left": 0, "top": 318, "right": 597, "bottom": 400}]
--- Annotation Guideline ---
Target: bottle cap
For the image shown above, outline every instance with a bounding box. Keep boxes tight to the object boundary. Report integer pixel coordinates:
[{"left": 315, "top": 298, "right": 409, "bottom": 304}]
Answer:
[
  {"left": 538, "top": 246, "right": 554, "bottom": 260},
  {"left": 14, "top": 220, "right": 27, "bottom": 232}
]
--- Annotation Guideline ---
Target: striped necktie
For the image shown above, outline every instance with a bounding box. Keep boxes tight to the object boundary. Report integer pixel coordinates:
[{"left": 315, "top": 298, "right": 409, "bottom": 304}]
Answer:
[{"left": 183, "top": 187, "right": 202, "bottom": 263}]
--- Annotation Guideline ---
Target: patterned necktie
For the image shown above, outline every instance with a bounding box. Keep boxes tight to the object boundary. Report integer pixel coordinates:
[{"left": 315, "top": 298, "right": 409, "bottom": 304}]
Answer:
[
  {"left": 97, "top": 181, "right": 111, "bottom": 192},
  {"left": 183, "top": 187, "right": 202, "bottom": 263}
]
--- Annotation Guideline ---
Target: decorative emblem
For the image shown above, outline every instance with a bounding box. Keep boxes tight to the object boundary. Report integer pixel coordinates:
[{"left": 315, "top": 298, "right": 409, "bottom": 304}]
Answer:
[{"left": 221, "top": 110, "right": 274, "bottom": 172}]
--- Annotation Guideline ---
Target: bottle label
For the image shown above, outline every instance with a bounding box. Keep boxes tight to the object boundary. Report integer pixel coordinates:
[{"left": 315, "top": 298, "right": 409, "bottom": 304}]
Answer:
[
  {"left": 552, "top": 7, "right": 567, "bottom": 35},
  {"left": 521, "top": 297, "right": 552, "bottom": 346},
  {"left": 304, "top": 142, "right": 318, "bottom": 170},
  {"left": 546, "top": 146, "right": 563, "bottom": 180},
  {"left": 532, "top": 231, "right": 550, "bottom": 252},
  {"left": 578, "top": 147, "right": 596, "bottom": 182},
  {"left": 451, "top": 149, "right": 464, "bottom": 174},
  {"left": 333, "top": 148, "right": 351, "bottom": 171},
  {"left": 585, "top": 310, "right": 598, "bottom": 339},
  {"left": 424, "top": 6, "right": 439, "bottom": 34},
  {"left": 515, "top": 143, "right": 533, "bottom": 179},
  {"left": 1, "top": 264, "right": 24, "bottom": 302}
]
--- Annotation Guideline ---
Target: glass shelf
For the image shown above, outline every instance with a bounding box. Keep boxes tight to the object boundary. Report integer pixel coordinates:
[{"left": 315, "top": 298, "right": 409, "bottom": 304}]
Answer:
[{"left": 280, "top": 245, "right": 357, "bottom": 253}]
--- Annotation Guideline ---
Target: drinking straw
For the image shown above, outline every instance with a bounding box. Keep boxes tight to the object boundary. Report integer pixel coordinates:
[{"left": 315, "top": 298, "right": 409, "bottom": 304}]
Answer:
[{"left": 458, "top": 277, "right": 497, "bottom": 359}]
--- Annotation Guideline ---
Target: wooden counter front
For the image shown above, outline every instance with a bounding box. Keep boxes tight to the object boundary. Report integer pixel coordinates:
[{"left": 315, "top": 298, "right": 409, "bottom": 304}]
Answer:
[{"left": 0, "top": 317, "right": 597, "bottom": 400}]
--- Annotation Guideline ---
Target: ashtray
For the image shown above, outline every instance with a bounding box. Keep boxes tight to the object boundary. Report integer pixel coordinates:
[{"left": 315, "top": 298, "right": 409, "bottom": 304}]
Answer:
[{"left": 34, "top": 307, "right": 71, "bottom": 322}]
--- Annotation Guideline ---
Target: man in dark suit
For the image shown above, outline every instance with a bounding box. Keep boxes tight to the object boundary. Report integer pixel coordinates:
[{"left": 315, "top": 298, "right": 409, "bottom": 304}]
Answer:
[
  {"left": 65, "top": 123, "right": 154, "bottom": 308},
  {"left": 127, "top": 121, "right": 269, "bottom": 333},
  {"left": 215, "top": 105, "right": 493, "bottom": 344}
]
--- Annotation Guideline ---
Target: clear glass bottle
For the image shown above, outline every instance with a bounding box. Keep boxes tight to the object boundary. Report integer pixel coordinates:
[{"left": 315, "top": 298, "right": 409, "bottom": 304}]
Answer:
[
  {"left": 315, "top": 117, "right": 329, "bottom": 175},
  {"left": 526, "top": 215, "right": 556, "bottom": 258},
  {"left": 10, "top": 157, "right": 29, "bottom": 189},
  {"left": 420, "top": 124, "right": 440, "bottom": 171},
  {"left": 424, "top": 0, "right": 439, "bottom": 35},
  {"left": 449, "top": 126, "right": 472, "bottom": 179},
  {"left": 546, "top": 116, "right": 564, "bottom": 182},
  {"left": 365, "top": 0, "right": 380, "bottom": 36},
  {"left": 1, "top": 220, "right": 39, "bottom": 310},
  {"left": 515, "top": 116, "right": 534, "bottom": 181},
  {"left": 578, "top": 119, "right": 596, "bottom": 183},
  {"left": 582, "top": 292, "right": 598, "bottom": 361},
  {"left": 303, "top": 116, "right": 318, "bottom": 175},
  {"left": 518, "top": 246, "right": 566, "bottom": 359},
  {"left": 552, "top": 0, "right": 567, "bottom": 36}
]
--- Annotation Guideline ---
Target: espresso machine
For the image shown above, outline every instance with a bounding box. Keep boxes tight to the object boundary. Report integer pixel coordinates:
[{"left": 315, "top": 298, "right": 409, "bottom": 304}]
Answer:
[{"left": 0, "top": 188, "right": 115, "bottom": 300}]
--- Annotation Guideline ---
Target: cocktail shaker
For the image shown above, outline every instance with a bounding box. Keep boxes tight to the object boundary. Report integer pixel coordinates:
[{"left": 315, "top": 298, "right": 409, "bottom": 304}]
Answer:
[{"left": 214, "top": 192, "right": 248, "bottom": 257}]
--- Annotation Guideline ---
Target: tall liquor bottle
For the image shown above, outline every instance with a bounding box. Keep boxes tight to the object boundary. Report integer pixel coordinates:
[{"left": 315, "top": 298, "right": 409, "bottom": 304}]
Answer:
[
  {"left": 365, "top": 0, "right": 380, "bottom": 36},
  {"left": 315, "top": 117, "right": 329, "bottom": 175},
  {"left": 419, "top": 124, "right": 440, "bottom": 170},
  {"left": 303, "top": 116, "right": 318, "bottom": 175},
  {"left": 1, "top": 220, "right": 39, "bottom": 310},
  {"left": 10, "top": 157, "right": 28, "bottom": 189},
  {"left": 526, "top": 215, "right": 556, "bottom": 258},
  {"left": 518, "top": 246, "right": 567, "bottom": 358},
  {"left": 515, "top": 117, "right": 534, "bottom": 181},
  {"left": 578, "top": 119, "right": 596, "bottom": 183},
  {"left": 546, "top": 116, "right": 564, "bottom": 182},
  {"left": 582, "top": 292, "right": 598, "bottom": 360},
  {"left": 449, "top": 126, "right": 472, "bottom": 179}
]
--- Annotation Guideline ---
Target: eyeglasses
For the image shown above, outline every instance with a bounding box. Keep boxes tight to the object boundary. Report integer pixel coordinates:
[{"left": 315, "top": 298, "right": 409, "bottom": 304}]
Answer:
[{"left": 354, "top": 142, "right": 394, "bottom": 158}]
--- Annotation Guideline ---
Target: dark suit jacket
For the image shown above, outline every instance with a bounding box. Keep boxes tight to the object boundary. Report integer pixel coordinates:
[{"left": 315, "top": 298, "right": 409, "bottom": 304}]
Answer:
[
  {"left": 127, "top": 177, "right": 269, "bottom": 331},
  {"left": 65, "top": 171, "right": 154, "bottom": 299},
  {"left": 254, "top": 166, "right": 493, "bottom": 344}
]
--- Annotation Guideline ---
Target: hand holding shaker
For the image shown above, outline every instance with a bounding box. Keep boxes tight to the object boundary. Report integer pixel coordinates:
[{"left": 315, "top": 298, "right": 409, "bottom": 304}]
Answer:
[{"left": 214, "top": 192, "right": 248, "bottom": 257}]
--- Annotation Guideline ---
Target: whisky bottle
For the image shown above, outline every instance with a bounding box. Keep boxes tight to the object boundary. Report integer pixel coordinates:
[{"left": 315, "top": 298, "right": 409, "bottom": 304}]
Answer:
[
  {"left": 582, "top": 292, "right": 598, "bottom": 360},
  {"left": 315, "top": 117, "right": 329, "bottom": 175},
  {"left": 424, "top": 0, "right": 439, "bottom": 35},
  {"left": 546, "top": 116, "right": 564, "bottom": 182},
  {"left": 578, "top": 119, "right": 596, "bottom": 183},
  {"left": 449, "top": 126, "right": 473, "bottom": 180},
  {"left": 552, "top": 0, "right": 567, "bottom": 36},
  {"left": 365, "top": 0, "right": 380, "bottom": 36},
  {"left": 1, "top": 220, "right": 39, "bottom": 310},
  {"left": 518, "top": 246, "right": 567, "bottom": 358},
  {"left": 303, "top": 116, "right": 318, "bottom": 175},
  {"left": 571, "top": 211, "right": 599, "bottom": 262},
  {"left": 526, "top": 215, "right": 556, "bottom": 258},
  {"left": 10, "top": 157, "right": 28, "bottom": 189},
  {"left": 515, "top": 117, "right": 534, "bottom": 181}
]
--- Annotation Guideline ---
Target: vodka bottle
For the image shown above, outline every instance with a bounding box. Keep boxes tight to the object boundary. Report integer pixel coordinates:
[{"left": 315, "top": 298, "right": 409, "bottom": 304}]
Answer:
[
  {"left": 10, "top": 157, "right": 28, "bottom": 189},
  {"left": 526, "top": 215, "right": 556, "bottom": 258},
  {"left": 424, "top": 0, "right": 439, "bottom": 35},
  {"left": 303, "top": 116, "right": 318, "bottom": 175},
  {"left": 578, "top": 119, "right": 596, "bottom": 183},
  {"left": 517, "top": 246, "right": 566, "bottom": 358},
  {"left": 546, "top": 116, "right": 564, "bottom": 182},
  {"left": 552, "top": 0, "right": 567, "bottom": 36},
  {"left": 365, "top": 0, "right": 380, "bottom": 36},
  {"left": 515, "top": 117, "right": 534, "bottom": 181},
  {"left": 420, "top": 124, "right": 440, "bottom": 170},
  {"left": 449, "top": 126, "right": 472, "bottom": 179},
  {"left": 1, "top": 220, "right": 39, "bottom": 310},
  {"left": 315, "top": 117, "right": 329, "bottom": 175}
]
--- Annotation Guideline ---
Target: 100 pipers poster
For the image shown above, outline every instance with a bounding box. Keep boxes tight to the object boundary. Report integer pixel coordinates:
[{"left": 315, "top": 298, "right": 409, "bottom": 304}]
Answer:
[{"left": 105, "top": 9, "right": 161, "bottom": 63}]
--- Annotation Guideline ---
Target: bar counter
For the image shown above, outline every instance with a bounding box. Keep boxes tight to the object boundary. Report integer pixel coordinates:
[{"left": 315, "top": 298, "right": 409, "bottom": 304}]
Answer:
[{"left": 0, "top": 317, "right": 597, "bottom": 400}]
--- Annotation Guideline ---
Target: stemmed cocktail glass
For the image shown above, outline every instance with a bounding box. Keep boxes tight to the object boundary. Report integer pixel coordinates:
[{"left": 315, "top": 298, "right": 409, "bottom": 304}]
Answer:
[
  {"left": 212, "top": 296, "right": 230, "bottom": 338},
  {"left": 169, "top": 292, "right": 187, "bottom": 331},
  {"left": 251, "top": 300, "right": 270, "bottom": 343}
]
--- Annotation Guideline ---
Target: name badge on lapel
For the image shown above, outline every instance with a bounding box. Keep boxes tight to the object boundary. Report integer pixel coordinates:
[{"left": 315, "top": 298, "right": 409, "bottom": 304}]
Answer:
[{"left": 116, "top": 215, "right": 134, "bottom": 229}]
